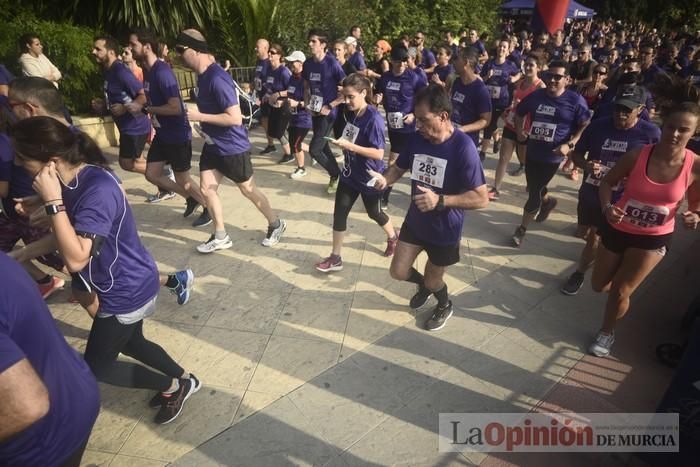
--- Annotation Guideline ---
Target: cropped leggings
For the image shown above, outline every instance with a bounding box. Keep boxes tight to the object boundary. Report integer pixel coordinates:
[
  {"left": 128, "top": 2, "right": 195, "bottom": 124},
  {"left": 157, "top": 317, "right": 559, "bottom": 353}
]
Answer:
[
  {"left": 524, "top": 159, "right": 560, "bottom": 214},
  {"left": 333, "top": 179, "right": 389, "bottom": 231}
]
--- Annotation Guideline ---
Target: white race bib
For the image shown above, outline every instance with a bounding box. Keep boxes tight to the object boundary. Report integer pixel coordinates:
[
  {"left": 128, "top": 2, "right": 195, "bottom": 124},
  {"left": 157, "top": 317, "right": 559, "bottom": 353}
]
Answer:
[
  {"left": 342, "top": 123, "right": 360, "bottom": 144},
  {"left": 487, "top": 85, "right": 501, "bottom": 99},
  {"left": 387, "top": 112, "right": 404, "bottom": 129},
  {"left": 529, "top": 121, "right": 557, "bottom": 142},
  {"left": 411, "top": 154, "right": 448, "bottom": 189},
  {"left": 622, "top": 199, "right": 669, "bottom": 228},
  {"left": 254, "top": 77, "right": 262, "bottom": 92},
  {"left": 309, "top": 94, "right": 323, "bottom": 113}
]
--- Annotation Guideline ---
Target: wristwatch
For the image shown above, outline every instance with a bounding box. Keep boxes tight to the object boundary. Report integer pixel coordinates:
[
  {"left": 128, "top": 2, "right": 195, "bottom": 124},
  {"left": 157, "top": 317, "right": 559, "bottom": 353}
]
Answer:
[
  {"left": 567, "top": 141, "right": 576, "bottom": 150},
  {"left": 45, "top": 204, "right": 66, "bottom": 216},
  {"left": 436, "top": 195, "right": 446, "bottom": 211}
]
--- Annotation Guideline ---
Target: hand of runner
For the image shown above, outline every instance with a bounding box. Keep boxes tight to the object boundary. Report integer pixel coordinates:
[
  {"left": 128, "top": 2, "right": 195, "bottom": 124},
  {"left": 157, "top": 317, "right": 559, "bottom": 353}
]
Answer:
[
  {"left": 124, "top": 102, "right": 143, "bottom": 115},
  {"left": 328, "top": 137, "right": 349, "bottom": 150},
  {"left": 109, "top": 103, "right": 127, "bottom": 117},
  {"left": 320, "top": 105, "right": 331, "bottom": 116},
  {"left": 366, "top": 169, "right": 387, "bottom": 190},
  {"left": 554, "top": 143, "right": 571, "bottom": 157},
  {"left": 404, "top": 113, "right": 415, "bottom": 125},
  {"left": 413, "top": 185, "right": 439, "bottom": 212},
  {"left": 32, "top": 161, "right": 62, "bottom": 202},
  {"left": 681, "top": 210, "right": 699, "bottom": 230},
  {"left": 604, "top": 203, "right": 626, "bottom": 224},
  {"left": 13, "top": 195, "right": 42, "bottom": 217}
]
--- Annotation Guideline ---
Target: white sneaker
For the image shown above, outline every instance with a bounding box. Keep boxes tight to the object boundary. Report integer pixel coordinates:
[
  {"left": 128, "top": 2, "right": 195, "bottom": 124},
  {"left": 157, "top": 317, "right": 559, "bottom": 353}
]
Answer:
[
  {"left": 589, "top": 332, "right": 615, "bottom": 357},
  {"left": 165, "top": 165, "right": 176, "bottom": 183},
  {"left": 196, "top": 234, "right": 232, "bottom": 254},
  {"left": 146, "top": 191, "right": 176, "bottom": 203},
  {"left": 290, "top": 167, "right": 307, "bottom": 179},
  {"left": 262, "top": 220, "right": 286, "bottom": 247}
]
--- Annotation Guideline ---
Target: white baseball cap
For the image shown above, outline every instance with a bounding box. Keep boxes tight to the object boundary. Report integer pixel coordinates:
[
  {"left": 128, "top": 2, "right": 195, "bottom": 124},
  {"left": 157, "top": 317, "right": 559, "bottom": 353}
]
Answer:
[
  {"left": 284, "top": 50, "right": 306, "bottom": 63},
  {"left": 344, "top": 36, "right": 358, "bottom": 46}
]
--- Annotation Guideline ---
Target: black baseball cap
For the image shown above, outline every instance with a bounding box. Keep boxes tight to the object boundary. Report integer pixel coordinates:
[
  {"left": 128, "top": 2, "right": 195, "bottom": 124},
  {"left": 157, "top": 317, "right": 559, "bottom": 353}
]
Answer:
[
  {"left": 391, "top": 47, "right": 409, "bottom": 62},
  {"left": 615, "top": 85, "right": 645, "bottom": 109}
]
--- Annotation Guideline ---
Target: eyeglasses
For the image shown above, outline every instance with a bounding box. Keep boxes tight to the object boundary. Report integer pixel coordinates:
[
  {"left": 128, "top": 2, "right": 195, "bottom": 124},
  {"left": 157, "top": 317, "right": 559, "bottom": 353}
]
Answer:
[
  {"left": 175, "top": 45, "right": 189, "bottom": 54},
  {"left": 269, "top": 50, "right": 280, "bottom": 55},
  {"left": 545, "top": 73, "right": 566, "bottom": 81}
]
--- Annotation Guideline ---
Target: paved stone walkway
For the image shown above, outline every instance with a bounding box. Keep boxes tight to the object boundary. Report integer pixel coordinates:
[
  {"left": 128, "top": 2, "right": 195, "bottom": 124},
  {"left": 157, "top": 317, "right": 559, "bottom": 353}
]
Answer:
[{"left": 56, "top": 128, "right": 696, "bottom": 466}]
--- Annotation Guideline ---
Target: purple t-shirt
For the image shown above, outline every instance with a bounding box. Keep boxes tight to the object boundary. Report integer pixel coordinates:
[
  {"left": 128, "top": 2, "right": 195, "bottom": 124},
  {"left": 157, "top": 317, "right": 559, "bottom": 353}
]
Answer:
[
  {"left": 348, "top": 51, "right": 367, "bottom": 71},
  {"left": 516, "top": 88, "right": 591, "bottom": 164},
  {"left": 338, "top": 105, "right": 386, "bottom": 194},
  {"left": 104, "top": 61, "right": 151, "bottom": 136},
  {"left": 396, "top": 130, "right": 486, "bottom": 245},
  {"left": 287, "top": 74, "right": 312, "bottom": 129},
  {"left": 63, "top": 166, "right": 160, "bottom": 314},
  {"left": 481, "top": 59, "right": 520, "bottom": 109},
  {"left": 144, "top": 60, "right": 191, "bottom": 144},
  {"left": 0, "top": 64, "right": 14, "bottom": 84},
  {"left": 575, "top": 117, "right": 661, "bottom": 205},
  {"left": 0, "top": 253, "right": 99, "bottom": 466},
  {"left": 376, "top": 69, "right": 425, "bottom": 133},
  {"left": 0, "top": 133, "right": 34, "bottom": 218},
  {"left": 412, "top": 67, "right": 429, "bottom": 86},
  {"left": 450, "top": 77, "right": 492, "bottom": 146},
  {"left": 434, "top": 64, "right": 455, "bottom": 83},
  {"left": 420, "top": 48, "right": 437, "bottom": 69},
  {"left": 302, "top": 53, "right": 346, "bottom": 118},
  {"left": 254, "top": 58, "right": 271, "bottom": 98},
  {"left": 196, "top": 63, "right": 251, "bottom": 156},
  {"left": 263, "top": 64, "right": 292, "bottom": 101}
]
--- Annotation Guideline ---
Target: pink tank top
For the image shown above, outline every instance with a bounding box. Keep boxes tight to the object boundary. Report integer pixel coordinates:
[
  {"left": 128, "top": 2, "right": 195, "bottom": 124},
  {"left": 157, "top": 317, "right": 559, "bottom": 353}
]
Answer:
[
  {"left": 614, "top": 144, "right": 695, "bottom": 236},
  {"left": 504, "top": 79, "right": 542, "bottom": 131}
]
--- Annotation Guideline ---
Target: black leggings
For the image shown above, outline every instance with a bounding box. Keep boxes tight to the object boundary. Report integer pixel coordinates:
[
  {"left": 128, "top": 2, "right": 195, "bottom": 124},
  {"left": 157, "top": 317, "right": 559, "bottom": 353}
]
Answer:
[
  {"left": 333, "top": 179, "right": 389, "bottom": 231},
  {"left": 288, "top": 126, "right": 310, "bottom": 154},
  {"left": 84, "top": 315, "right": 183, "bottom": 391},
  {"left": 524, "top": 159, "right": 560, "bottom": 214},
  {"left": 310, "top": 114, "right": 341, "bottom": 178}
]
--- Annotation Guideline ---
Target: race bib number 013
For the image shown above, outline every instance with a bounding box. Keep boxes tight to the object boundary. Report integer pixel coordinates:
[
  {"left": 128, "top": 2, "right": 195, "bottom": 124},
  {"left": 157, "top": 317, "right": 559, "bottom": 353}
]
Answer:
[
  {"left": 411, "top": 154, "right": 447, "bottom": 189},
  {"left": 623, "top": 199, "right": 669, "bottom": 228},
  {"left": 529, "top": 121, "right": 557, "bottom": 142}
]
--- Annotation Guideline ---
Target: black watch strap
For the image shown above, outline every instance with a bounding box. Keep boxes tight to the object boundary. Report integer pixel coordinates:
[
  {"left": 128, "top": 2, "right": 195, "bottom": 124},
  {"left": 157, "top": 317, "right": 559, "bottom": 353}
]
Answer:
[
  {"left": 436, "top": 194, "right": 446, "bottom": 211},
  {"left": 45, "top": 204, "right": 66, "bottom": 216}
]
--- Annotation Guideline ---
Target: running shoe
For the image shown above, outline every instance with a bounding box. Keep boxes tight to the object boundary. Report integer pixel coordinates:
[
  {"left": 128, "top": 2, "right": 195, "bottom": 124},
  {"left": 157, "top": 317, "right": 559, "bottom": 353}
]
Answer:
[
  {"left": 561, "top": 271, "right": 585, "bottom": 296},
  {"left": 278, "top": 154, "right": 295, "bottom": 164},
  {"left": 192, "top": 209, "right": 212, "bottom": 228},
  {"left": 512, "top": 225, "right": 526, "bottom": 247},
  {"left": 589, "top": 332, "right": 615, "bottom": 357},
  {"left": 425, "top": 301, "right": 453, "bottom": 331},
  {"left": 154, "top": 374, "right": 202, "bottom": 424},
  {"left": 290, "top": 167, "right": 307, "bottom": 179},
  {"left": 409, "top": 285, "right": 432, "bottom": 310},
  {"left": 259, "top": 144, "right": 276, "bottom": 154},
  {"left": 383, "top": 232, "right": 399, "bottom": 257},
  {"left": 487, "top": 187, "right": 500, "bottom": 201},
  {"left": 315, "top": 255, "right": 343, "bottom": 273},
  {"left": 196, "top": 234, "right": 232, "bottom": 254},
  {"left": 38, "top": 276, "right": 65, "bottom": 300},
  {"left": 327, "top": 177, "right": 339, "bottom": 194},
  {"left": 183, "top": 197, "right": 199, "bottom": 217},
  {"left": 149, "top": 374, "right": 200, "bottom": 408},
  {"left": 169, "top": 269, "right": 194, "bottom": 305},
  {"left": 262, "top": 220, "right": 287, "bottom": 247},
  {"left": 535, "top": 197, "right": 558, "bottom": 222},
  {"left": 147, "top": 191, "right": 176, "bottom": 203}
]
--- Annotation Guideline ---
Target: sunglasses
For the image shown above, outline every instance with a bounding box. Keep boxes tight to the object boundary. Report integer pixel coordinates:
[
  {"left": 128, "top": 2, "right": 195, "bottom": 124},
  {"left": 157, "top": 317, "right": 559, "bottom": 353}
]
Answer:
[
  {"left": 545, "top": 73, "right": 566, "bottom": 81},
  {"left": 594, "top": 69, "right": 608, "bottom": 75},
  {"left": 614, "top": 104, "right": 634, "bottom": 114},
  {"left": 269, "top": 50, "right": 280, "bottom": 55},
  {"left": 175, "top": 45, "right": 189, "bottom": 54}
]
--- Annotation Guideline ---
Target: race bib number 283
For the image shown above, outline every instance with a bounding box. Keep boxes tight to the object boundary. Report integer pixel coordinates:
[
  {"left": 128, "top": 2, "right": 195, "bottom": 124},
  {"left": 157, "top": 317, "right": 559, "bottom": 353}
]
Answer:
[{"left": 411, "top": 154, "right": 447, "bottom": 189}]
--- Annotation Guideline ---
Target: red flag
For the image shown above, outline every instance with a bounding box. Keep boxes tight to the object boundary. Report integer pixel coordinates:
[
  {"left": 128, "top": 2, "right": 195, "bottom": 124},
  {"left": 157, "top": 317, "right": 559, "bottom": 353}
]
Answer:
[{"left": 532, "top": 0, "right": 569, "bottom": 35}]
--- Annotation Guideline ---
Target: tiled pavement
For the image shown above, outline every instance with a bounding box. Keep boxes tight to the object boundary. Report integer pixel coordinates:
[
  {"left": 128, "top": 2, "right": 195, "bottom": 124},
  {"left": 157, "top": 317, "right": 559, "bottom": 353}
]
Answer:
[{"left": 53, "top": 128, "right": 698, "bottom": 466}]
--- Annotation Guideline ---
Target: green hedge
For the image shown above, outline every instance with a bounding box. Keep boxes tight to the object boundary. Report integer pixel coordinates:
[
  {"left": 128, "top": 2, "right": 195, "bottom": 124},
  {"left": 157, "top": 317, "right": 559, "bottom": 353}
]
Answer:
[{"left": 0, "top": 11, "right": 102, "bottom": 114}]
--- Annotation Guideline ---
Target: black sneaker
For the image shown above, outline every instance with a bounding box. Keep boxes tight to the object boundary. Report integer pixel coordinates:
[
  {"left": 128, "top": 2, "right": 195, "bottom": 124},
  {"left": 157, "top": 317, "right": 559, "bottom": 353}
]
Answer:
[
  {"left": 277, "top": 154, "right": 294, "bottom": 164},
  {"left": 192, "top": 208, "right": 212, "bottom": 227},
  {"left": 149, "top": 374, "right": 200, "bottom": 408},
  {"left": 425, "top": 301, "right": 453, "bottom": 331},
  {"left": 561, "top": 271, "right": 585, "bottom": 296},
  {"left": 183, "top": 197, "right": 199, "bottom": 218},
  {"left": 535, "top": 197, "right": 558, "bottom": 222},
  {"left": 512, "top": 225, "right": 526, "bottom": 247},
  {"left": 154, "top": 374, "right": 201, "bottom": 424},
  {"left": 259, "top": 144, "right": 276, "bottom": 154},
  {"left": 410, "top": 286, "right": 432, "bottom": 309}
]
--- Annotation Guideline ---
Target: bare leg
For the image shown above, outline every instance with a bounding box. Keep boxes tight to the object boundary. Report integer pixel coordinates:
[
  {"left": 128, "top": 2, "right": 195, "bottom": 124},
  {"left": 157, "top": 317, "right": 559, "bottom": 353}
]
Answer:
[{"left": 199, "top": 169, "right": 225, "bottom": 232}]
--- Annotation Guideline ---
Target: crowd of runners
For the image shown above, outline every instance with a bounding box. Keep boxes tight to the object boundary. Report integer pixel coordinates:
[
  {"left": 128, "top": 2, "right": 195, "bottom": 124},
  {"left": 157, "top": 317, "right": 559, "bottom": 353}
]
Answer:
[{"left": 1, "top": 15, "right": 700, "bottom": 465}]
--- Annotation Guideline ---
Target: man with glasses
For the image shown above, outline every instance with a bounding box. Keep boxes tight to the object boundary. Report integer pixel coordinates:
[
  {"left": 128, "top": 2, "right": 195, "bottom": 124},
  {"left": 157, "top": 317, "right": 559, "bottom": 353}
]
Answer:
[
  {"left": 512, "top": 60, "right": 591, "bottom": 247},
  {"left": 176, "top": 29, "right": 287, "bottom": 252},
  {"left": 639, "top": 43, "right": 665, "bottom": 87},
  {"left": 128, "top": 29, "right": 210, "bottom": 226},
  {"left": 413, "top": 31, "right": 436, "bottom": 75},
  {"left": 469, "top": 29, "right": 489, "bottom": 64},
  {"left": 570, "top": 44, "right": 597, "bottom": 86}
]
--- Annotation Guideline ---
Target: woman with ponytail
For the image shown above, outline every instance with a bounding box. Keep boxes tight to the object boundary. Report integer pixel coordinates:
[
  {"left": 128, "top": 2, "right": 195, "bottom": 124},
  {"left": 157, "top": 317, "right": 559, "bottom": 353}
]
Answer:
[
  {"left": 12, "top": 116, "right": 200, "bottom": 424},
  {"left": 589, "top": 75, "right": 700, "bottom": 358}
]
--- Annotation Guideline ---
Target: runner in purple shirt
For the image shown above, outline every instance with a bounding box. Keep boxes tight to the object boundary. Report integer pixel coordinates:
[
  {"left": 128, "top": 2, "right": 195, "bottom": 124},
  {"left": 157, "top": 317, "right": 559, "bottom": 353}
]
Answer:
[
  {"left": 561, "top": 86, "right": 660, "bottom": 296},
  {"left": 413, "top": 31, "right": 436, "bottom": 74},
  {"left": 91, "top": 36, "right": 151, "bottom": 179},
  {"left": 284, "top": 50, "right": 313, "bottom": 180},
  {"left": 450, "top": 48, "right": 492, "bottom": 157},
  {"left": 177, "top": 29, "right": 287, "bottom": 253},
  {"left": 128, "top": 30, "right": 209, "bottom": 226},
  {"left": 430, "top": 45, "right": 455, "bottom": 87},
  {"left": 513, "top": 60, "right": 591, "bottom": 247},
  {"left": 12, "top": 116, "right": 200, "bottom": 425},
  {"left": 303, "top": 29, "right": 345, "bottom": 193},
  {"left": 255, "top": 38, "right": 276, "bottom": 154},
  {"left": 315, "top": 74, "right": 399, "bottom": 273},
  {"left": 375, "top": 46, "right": 427, "bottom": 209},
  {"left": 345, "top": 36, "right": 366, "bottom": 71},
  {"left": 368, "top": 84, "right": 488, "bottom": 332},
  {"left": 263, "top": 44, "right": 294, "bottom": 164},
  {"left": 0, "top": 252, "right": 99, "bottom": 467}
]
